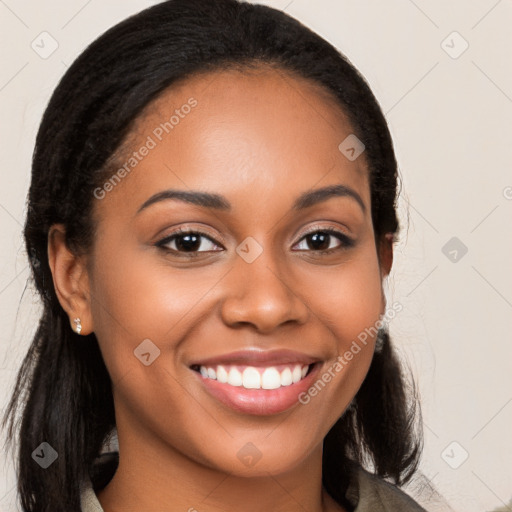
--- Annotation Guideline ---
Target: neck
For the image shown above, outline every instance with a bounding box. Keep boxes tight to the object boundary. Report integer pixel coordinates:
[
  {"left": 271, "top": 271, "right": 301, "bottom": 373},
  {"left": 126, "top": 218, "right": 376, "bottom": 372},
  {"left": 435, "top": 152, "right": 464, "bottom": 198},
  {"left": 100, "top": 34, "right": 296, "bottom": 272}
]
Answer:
[{"left": 96, "top": 423, "right": 346, "bottom": 512}]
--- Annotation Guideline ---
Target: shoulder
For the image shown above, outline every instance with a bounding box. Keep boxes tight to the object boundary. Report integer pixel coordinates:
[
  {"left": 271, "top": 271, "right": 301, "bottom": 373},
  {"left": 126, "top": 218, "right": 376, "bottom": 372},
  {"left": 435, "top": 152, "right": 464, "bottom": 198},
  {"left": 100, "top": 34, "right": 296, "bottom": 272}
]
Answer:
[
  {"left": 80, "top": 478, "right": 104, "bottom": 512},
  {"left": 80, "top": 452, "right": 118, "bottom": 512},
  {"left": 346, "top": 467, "right": 428, "bottom": 511}
]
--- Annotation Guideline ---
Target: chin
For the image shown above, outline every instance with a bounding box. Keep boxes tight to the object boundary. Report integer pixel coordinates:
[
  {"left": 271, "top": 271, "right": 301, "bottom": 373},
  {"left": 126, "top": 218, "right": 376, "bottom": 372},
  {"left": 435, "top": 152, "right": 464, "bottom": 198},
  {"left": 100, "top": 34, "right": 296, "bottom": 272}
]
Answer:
[{"left": 201, "top": 443, "right": 316, "bottom": 478}]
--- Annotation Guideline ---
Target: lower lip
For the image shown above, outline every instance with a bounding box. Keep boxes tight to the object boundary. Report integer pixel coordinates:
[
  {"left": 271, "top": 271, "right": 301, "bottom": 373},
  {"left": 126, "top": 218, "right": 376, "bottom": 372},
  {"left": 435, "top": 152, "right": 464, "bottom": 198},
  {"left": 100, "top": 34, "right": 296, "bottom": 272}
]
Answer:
[{"left": 191, "top": 363, "right": 322, "bottom": 415}]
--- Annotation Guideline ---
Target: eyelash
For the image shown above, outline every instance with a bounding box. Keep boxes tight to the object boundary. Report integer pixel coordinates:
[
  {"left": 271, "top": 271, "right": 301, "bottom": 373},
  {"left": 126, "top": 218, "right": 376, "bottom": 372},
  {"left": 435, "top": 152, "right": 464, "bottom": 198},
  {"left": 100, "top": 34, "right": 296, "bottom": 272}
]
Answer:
[{"left": 155, "top": 225, "right": 355, "bottom": 258}]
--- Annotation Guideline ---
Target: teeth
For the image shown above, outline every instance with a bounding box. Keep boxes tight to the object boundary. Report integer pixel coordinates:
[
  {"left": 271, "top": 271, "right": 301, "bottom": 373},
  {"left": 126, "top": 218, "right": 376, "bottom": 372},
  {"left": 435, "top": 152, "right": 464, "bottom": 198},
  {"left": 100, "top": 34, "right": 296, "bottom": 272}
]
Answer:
[
  {"left": 227, "top": 367, "right": 243, "bottom": 387},
  {"left": 242, "top": 367, "right": 260, "bottom": 389},
  {"left": 261, "top": 367, "right": 281, "bottom": 389},
  {"left": 197, "top": 363, "right": 311, "bottom": 389},
  {"left": 280, "top": 367, "right": 293, "bottom": 386},
  {"left": 216, "top": 365, "right": 228, "bottom": 383}
]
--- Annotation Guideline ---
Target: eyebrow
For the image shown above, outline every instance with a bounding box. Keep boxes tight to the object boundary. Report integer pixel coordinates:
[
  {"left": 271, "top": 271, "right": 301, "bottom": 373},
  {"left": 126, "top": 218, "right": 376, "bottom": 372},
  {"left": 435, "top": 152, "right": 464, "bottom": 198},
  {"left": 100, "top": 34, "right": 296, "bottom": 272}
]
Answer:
[{"left": 136, "top": 183, "right": 366, "bottom": 215}]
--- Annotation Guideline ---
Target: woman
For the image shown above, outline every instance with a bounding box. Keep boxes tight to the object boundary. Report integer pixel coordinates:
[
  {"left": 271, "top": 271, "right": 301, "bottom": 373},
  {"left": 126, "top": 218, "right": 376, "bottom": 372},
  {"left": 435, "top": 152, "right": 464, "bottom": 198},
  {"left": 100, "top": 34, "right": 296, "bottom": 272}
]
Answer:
[{"left": 2, "top": 0, "right": 438, "bottom": 510}]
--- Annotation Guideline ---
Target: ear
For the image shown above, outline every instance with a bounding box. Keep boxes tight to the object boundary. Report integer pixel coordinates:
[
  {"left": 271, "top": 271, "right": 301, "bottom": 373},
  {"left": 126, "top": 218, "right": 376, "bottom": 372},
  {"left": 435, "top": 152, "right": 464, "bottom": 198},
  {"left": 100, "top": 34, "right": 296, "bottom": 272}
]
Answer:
[
  {"left": 47, "top": 223, "right": 93, "bottom": 335},
  {"left": 378, "top": 233, "right": 394, "bottom": 314}
]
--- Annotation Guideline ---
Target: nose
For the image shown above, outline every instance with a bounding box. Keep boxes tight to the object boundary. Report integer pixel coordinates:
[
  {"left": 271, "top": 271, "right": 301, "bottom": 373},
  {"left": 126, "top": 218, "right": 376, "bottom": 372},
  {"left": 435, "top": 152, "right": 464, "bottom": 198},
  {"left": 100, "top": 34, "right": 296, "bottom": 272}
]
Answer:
[{"left": 220, "top": 249, "right": 310, "bottom": 334}]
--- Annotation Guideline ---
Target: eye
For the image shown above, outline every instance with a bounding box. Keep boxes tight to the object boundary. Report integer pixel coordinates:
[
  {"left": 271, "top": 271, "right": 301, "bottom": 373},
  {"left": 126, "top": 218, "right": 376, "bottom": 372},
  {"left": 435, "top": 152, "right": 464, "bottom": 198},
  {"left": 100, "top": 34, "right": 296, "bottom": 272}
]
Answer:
[
  {"left": 293, "top": 227, "right": 355, "bottom": 254},
  {"left": 155, "top": 225, "right": 355, "bottom": 258},
  {"left": 156, "top": 228, "right": 223, "bottom": 257}
]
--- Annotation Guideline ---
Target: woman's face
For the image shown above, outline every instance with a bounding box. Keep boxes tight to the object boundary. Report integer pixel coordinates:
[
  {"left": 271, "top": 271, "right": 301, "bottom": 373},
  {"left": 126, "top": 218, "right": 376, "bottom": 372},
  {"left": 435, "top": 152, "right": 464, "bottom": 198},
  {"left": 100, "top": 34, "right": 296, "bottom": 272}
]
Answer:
[{"left": 86, "top": 66, "right": 391, "bottom": 476}]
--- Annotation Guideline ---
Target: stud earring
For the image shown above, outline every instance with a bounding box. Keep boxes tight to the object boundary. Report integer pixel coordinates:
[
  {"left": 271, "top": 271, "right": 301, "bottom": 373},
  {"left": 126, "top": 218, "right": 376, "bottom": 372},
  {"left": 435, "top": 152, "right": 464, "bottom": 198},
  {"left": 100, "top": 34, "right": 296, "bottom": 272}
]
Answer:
[{"left": 73, "top": 317, "right": 82, "bottom": 335}]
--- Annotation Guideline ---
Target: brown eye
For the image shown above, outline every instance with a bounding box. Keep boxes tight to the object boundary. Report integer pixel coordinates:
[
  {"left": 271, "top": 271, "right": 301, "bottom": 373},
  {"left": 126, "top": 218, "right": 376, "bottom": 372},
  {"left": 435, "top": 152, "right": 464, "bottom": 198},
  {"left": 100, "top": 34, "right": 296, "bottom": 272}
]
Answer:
[
  {"left": 294, "top": 228, "right": 355, "bottom": 253},
  {"left": 156, "top": 229, "right": 223, "bottom": 256}
]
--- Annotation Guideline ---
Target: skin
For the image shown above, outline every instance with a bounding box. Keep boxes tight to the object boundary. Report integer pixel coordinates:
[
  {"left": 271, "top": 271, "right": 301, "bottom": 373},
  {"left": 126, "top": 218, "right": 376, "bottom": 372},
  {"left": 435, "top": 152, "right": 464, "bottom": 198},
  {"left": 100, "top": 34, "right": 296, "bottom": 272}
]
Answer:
[{"left": 48, "top": 66, "right": 393, "bottom": 512}]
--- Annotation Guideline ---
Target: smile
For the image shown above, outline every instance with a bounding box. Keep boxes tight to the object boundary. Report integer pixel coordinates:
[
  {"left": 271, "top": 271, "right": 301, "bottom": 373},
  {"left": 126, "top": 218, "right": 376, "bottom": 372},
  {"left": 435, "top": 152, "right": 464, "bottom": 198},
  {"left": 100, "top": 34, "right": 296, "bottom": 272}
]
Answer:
[
  {"left": 191, "top": 363, "right": 311, "bottom": 390},
  {"left": 190, "top": 361, "right": 322, "bottom": 415}
]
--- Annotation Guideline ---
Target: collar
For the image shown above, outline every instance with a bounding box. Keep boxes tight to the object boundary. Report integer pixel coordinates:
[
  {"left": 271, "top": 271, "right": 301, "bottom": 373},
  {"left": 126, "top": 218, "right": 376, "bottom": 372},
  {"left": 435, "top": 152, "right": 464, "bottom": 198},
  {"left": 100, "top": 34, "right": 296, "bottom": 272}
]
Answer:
[{"left": 80, "top": 465, "right": 427, "bottom": 512}]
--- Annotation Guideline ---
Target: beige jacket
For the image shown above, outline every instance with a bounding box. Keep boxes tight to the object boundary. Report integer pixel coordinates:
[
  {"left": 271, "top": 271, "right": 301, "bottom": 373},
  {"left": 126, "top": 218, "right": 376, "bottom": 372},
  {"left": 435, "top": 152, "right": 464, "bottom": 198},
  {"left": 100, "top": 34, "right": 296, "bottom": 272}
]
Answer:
[{"left": 80, "top": 466, "right": 428, "bottom": 511}]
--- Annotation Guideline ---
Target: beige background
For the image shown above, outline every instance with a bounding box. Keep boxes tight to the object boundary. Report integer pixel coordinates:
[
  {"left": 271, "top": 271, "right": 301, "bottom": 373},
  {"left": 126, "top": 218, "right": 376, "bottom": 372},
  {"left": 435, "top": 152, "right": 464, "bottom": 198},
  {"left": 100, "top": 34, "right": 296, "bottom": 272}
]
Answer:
[{"left": 1, "top": 1, "right": 511, "bottom": 511}]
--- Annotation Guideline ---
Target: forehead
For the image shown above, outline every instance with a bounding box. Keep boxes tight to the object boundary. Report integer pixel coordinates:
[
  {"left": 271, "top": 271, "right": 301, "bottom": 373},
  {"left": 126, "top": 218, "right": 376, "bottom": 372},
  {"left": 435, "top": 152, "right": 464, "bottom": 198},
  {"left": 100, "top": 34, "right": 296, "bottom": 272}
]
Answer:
[{"left": 93, "top": 65, "right": 369, "bottom": 224}]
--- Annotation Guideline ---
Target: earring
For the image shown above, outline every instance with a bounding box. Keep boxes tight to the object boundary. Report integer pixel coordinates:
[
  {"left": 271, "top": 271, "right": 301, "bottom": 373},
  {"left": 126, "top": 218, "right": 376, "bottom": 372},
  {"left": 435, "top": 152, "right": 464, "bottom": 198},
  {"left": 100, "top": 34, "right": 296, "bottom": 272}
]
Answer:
[{"left": 73, "top": 317, "right": 82, "bottom": 335}]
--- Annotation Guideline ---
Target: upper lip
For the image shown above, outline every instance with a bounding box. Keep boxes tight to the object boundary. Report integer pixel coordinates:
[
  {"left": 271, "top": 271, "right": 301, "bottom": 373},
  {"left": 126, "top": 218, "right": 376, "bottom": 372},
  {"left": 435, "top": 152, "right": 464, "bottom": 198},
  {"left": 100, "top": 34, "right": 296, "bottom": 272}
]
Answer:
[{"left": 189, "top": 349, "right": 320, "bottom": 368}]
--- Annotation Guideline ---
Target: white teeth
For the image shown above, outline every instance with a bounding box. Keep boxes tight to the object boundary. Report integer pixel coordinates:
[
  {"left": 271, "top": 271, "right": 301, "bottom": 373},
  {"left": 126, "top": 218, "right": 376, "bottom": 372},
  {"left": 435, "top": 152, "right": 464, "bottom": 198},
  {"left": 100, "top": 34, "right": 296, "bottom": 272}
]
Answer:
[
  {"left": 197, "top": 363, "right": 311, "bottom": 389},
  {"left": 227, "top": 367, "right": 243, "bottom": 386},
  {"left": 280, "top": 367, "right": 293, "bottom": 386},
  {"left": 261, "top": 367, "right": 281, "bottom": 389},
  {"left": 292, "top": 365, "right": 302, "bottom": 383},
  {"left": 242, "top": 367, "right": 261, "bottom": 389},
  {"left": 216, "top": 365, "right": 228, "bottom": 383}
]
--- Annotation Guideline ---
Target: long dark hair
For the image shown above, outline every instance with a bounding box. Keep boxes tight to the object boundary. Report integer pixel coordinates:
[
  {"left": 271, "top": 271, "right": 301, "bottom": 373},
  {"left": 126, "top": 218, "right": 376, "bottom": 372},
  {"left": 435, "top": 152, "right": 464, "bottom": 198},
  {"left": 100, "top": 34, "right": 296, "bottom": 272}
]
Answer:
[{"left": 2, "top": 1, "right": 422, "bottom": 510}]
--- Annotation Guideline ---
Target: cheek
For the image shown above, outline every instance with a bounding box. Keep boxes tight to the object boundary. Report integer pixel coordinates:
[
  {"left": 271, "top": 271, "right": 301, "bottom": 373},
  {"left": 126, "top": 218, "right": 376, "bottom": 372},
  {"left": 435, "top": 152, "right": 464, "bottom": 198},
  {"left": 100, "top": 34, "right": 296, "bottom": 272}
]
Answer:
[
  {"left": 333, "top": 266, "right": 383, "bottom": 343},
  {"left": 273, "top": 248, "right": 383, "bottom": 400},
  {"left": 88, "top": 241, "right": 237, "bottom": 393},
  {"left": 88, "top": 248, "right": 214, "bottom": 438},
  {"left": 290, "top": 264, "right": 383, "bottom": 444},
  {"left": 301, "top": 250, "right": 384, "bottom": 347}
]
